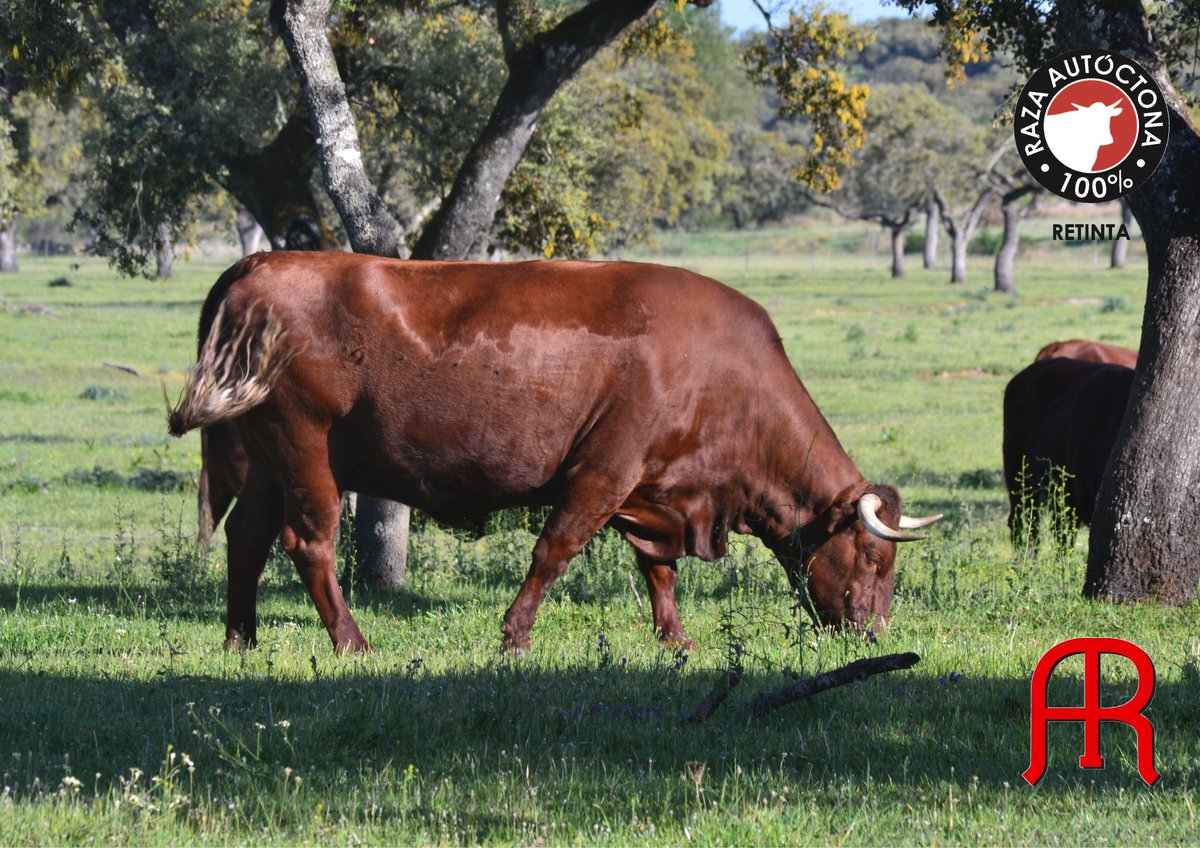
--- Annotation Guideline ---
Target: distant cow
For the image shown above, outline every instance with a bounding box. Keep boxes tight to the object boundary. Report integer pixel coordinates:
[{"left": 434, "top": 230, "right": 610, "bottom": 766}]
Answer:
[
  {"left": 1035, "top": 338, "right": 1138, "bottom": 369},
  {"left": 169, "top": 253, "right": 940, "bottom": 653},
  {"left": 1003, "top": 358, "right": 1133, "bottom": 549},
  {"left": 1044, "top": 100, "right": 1123, "bottom": 173}
]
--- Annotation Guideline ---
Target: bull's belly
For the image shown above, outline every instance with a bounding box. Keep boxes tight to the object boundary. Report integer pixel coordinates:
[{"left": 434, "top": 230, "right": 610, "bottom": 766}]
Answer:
[{"left": 328, "top": 418, "right": 569, "bottom": 521}]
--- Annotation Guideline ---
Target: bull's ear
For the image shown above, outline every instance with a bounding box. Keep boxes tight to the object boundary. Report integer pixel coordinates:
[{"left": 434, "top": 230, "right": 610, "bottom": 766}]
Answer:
[{"left": 823, "top": 482, "right": 870, "bottom": 534}]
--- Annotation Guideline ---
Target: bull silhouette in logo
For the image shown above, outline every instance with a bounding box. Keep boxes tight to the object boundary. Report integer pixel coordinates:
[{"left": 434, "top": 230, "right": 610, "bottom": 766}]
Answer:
[{"left": 1044, "top": 100, "right": 1124, "bottom": 173}]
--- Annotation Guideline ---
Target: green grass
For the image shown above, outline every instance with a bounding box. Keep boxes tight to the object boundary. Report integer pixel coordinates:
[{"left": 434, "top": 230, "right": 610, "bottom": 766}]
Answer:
[{"left": 2, "top": 235, "right": 1196, "bottom": 845}]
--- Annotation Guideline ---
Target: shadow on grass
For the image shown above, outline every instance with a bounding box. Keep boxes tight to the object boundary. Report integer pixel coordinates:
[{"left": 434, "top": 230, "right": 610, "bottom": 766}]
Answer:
[
  {"left": 0, "top": 657, "right": 1190, "bottom": 810},
  {"left": 0, "top": 580, "right": 460, "bottom": 629}
]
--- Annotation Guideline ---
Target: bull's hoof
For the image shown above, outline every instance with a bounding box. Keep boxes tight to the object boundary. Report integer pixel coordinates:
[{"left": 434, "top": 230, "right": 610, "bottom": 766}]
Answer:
[
  {"left": 658, "top": 633, "right": 696, "bottom": 652},
  {"left": 334, "top": 638, "right": 373, "bottom": 655},
  {"left": 501, "top": 628, "right": 532, "bottom": 655},
  {"left": 223, "top": 632, "right": 252, "bottom": 652}
]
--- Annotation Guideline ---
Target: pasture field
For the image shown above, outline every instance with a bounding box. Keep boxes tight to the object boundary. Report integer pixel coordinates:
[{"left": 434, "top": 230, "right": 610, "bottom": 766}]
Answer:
[{"left": 2, "top": 225, "right": 1199, "bottom": 845}]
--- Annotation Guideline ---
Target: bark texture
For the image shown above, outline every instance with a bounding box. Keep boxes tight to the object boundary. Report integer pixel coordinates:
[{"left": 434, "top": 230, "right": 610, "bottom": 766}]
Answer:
[
  {"left": 235, "top": 209, "right": 264, "bottom": 256},
  {"left": 889, "top": 223, "right": 907, "bottom": 278},
  {"left": 1111, "top": 197, "right": 1133, "bottom": 269},
  {"left": 935, "top": 186, "right": 993, "bottom": 284},
  {"left": 923, "top": 197, "right": 939, "bottom": 269},
  {"left": 154, "top": 222, "right": 174, "bottom": 278},
  {"left": 1062, "top": 0, "right": 1200, "bottom": 604},
  {"left": 0, "top": 219, "right": 17, "bottom": 272},
  {"left": 994, "top": 185, "right": 1038, "bottom": 294}
]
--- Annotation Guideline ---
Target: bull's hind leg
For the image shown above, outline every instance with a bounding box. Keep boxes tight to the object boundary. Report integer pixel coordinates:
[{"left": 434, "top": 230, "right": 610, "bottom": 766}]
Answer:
[
  {"left": 279, "top": 468, "right": 370, "bottom": 654},
  {"left": 223, "top": 467, "right": 284, "bottom": 650},
  {"left": 635, "top": 553, "right": 694, "bottom": 650},
  {"left": 501, "top": 486, "right": 628, "bottom": 653}
]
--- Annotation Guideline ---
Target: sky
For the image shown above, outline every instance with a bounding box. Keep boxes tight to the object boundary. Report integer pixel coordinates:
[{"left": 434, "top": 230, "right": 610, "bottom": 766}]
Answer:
[{"left": 718, "top": 0, "right": 906, "bottom": 32}]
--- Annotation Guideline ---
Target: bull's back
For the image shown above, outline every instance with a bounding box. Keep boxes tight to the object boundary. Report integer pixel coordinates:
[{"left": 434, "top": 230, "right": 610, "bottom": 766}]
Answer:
[
  {"left": 218, "top": 253, "right": 783, "bottom": 511},
  {"left": 1035, "top": 338, "right": 1138, "bottom": 368}
]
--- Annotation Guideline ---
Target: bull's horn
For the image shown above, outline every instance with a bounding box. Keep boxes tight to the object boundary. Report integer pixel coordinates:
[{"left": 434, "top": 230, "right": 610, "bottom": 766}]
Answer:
[
  {"left": 1107, "top": 99, "right": 1123, "bottom": 108},
  {"left": 899, "top": 513, "right": 944, "bottom": 529},
  {"left": 857, "top": 493, "right": 928, "bottom": 542}
]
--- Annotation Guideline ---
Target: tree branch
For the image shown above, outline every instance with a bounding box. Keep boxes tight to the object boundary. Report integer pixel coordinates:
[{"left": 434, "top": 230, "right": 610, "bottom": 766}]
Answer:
[
  {"left": 412, "top": 0, "right": 660, "bottom": 260},
  {"left": 749, "top": 652, "right": 920, "bottom": 715},
  {"left": 270, "top": 0, "right": 401, "bottom": 257}
]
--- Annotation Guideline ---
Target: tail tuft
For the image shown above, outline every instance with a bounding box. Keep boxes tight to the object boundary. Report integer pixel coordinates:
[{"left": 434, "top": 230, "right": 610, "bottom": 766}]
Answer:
[{"left": 168, "top": 300, "right": 300, "bottom": 437}]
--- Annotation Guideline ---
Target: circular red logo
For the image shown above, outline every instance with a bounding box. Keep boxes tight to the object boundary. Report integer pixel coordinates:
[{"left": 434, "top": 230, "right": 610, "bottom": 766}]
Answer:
[
  {"left": 1045, "top": 80, "right": 1137, "bottom": 173},
  {"left": 1015, "top": 50, "right": 1167, "bottom": 203}
]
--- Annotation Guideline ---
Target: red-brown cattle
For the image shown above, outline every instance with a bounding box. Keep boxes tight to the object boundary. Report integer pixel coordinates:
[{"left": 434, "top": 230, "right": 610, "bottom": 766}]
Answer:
[
  {"left": 1035, "top": 338, "right": 1138, "bottom": 368},
  {"left": 169, "top": 252, "right": 939, "bottom": 653},
  {"left": 197, "top": 422, "right": 248, "bottom": 549},
  {"left": 1003, "top": 357, "right": 1133, "bottom": 548}
]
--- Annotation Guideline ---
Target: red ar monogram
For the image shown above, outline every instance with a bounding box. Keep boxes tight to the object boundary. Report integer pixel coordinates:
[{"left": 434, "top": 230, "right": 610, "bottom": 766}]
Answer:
[{"left": 1024, "top": 637, "right": 1158, "bottom": 786}]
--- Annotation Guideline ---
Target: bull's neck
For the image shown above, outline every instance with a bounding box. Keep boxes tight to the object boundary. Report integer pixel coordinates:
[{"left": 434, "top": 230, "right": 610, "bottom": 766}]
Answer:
[{"left": 746, "top": 374, "right": 867, "bottom": 544}]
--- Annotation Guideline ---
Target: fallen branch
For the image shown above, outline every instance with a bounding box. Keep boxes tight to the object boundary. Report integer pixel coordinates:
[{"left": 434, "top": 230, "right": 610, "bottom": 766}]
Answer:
[
  {"left": 683, "top": 671, "right": 741, "bottom": 724},
  {"left": 104, "top": 361, "right": 142, "bottom": 377},
  {"left": 750, "top": 652, "right": 920, "bottom": 715}
]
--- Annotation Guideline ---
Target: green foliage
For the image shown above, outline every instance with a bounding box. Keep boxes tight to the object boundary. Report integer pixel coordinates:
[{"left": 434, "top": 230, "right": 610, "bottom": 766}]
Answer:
[
  {"left": 743, "top": 6, "right": 872, "bottom": 192},
  {"left": 498, "top": 8, "right": 727, "bottom": 256},
  {"left": 827, "top": 84, "right": 965, "bottom": 227}
]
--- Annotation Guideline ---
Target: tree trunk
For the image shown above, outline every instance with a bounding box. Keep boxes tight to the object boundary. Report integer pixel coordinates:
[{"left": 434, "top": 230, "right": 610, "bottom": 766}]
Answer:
[
  {"left": 994, "top": 204, "right": 1019, "bottom": 294},
  {"left": 949, "top": 229, "right": 968, "bottom": 283},
  {"left": 410, "top": 0, "right": 660, "bottom": 261},
  {"left": 994, "top": 185, "right": 1037, "bottom": 294},
  {"left": 889, "top": 224, "right": 906, "bottom": 278},
  {"left": 1111, "top": 197, "right": 1133, "bottom": 269},
  {"left": 235, "top": 209, "right": 264, "bottom": 256},
  {"left": 154, "top": 222, "right": 174, "bottom": 278},
  {"left": 935, "top": 185, "right": 993, "bottom": 284},
  {"left": 923, "top": 197, "right": 939, "bottom": 269},
  {"left": 272, "top": 0, "right": 664, "bottom": 589},
  {"left": 351, "top": 499, "right": 410, "bottom": 589},
  {"left": 222, "top": 111, "right": 338, "bottom": 251},
  {"left": 1067, "top": 0, "right": 1200, "bottom": 604},
  {"left": 0, "top": 219, "right": 17, "bottom": 272}
]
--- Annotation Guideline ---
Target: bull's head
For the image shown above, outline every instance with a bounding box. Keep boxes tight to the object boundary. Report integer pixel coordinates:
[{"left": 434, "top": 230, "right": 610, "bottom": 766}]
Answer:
[
  {"left": 777, "top": 484, "right": 940, "bottom": 633},
  {"left": 1070, "top": 100, "right": 1124, "bottom": 145}
]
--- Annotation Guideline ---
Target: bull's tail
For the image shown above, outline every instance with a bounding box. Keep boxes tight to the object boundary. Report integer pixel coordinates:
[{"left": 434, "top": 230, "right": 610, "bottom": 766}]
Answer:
[{"left": 167, "top": 299, "right": 300, "bottom": 437}]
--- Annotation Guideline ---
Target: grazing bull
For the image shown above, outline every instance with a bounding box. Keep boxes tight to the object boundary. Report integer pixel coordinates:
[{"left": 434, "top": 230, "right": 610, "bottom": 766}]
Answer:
[
  {"left": 169, "top": 252, "right": 940, "bottom": 653},
  {"left": 1003, "top": 358, "right": 1133, "bottom": 549},
  {"left": 1035, "top": 338, "right": 1138, "bottom": 369}
]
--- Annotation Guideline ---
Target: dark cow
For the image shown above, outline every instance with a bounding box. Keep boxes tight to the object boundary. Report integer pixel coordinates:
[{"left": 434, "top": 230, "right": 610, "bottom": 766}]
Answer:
[
  {"left": 1035, "top": 338, "right": 1138, "bottom": 369},
  {"left": 169, "top": 252, "right": 940, "bottom": 653},
  {"left": 1003, "top": 357, "right": 1133, "bottom": 549}
]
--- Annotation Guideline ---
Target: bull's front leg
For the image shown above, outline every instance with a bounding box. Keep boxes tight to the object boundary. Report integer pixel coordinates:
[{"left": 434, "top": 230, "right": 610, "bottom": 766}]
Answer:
[
  {"left": 501, "top": 496, "right": 618, "bottom": 654},
  {"left": 635, "top": 553, "right": 694, "bottom": 650}
]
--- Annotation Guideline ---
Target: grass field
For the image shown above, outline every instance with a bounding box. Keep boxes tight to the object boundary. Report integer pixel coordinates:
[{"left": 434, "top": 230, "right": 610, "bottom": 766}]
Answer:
[{"left": 2, "top": 223, "right": 1198, "bottom": 844}]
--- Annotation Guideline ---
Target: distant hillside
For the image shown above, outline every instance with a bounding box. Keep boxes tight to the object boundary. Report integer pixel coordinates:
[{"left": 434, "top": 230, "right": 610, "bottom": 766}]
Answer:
[{"left": 850, "top": 17, "right": 1019, "bottom": 120}]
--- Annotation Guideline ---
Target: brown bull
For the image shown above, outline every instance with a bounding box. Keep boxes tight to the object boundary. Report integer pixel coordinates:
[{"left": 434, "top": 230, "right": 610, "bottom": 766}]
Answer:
[
  {"left": 1003, "top": 357, "right": 1133, "bottom": 549},
  {"left": 1035, "top": 338, "right": 1138, "bottom": 368},
  {"left": 169, "top": 252, "right": 939, "bottom": 653},
  {"left": 197, "top": 422, "right": 248, "bottom": 549}
]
